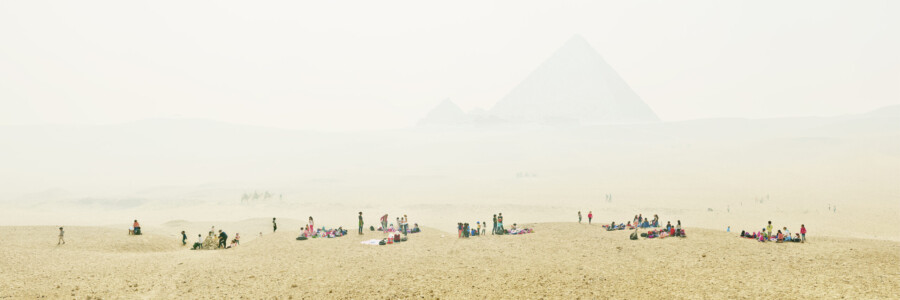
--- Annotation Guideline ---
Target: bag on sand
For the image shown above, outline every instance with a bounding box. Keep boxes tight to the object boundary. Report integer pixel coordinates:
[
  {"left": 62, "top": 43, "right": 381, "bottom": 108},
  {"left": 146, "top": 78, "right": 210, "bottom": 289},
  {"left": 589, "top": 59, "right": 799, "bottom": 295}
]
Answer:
[
  {"left": 400, "top": 237, "right": 408, "bottom": 242},
  {"left": 630, "top": 232, "right": 639, "bottom": 240},
  {"left": 370, "top": 226, "right": 375, "bottom": 231},
  {"left": 296, "top": 236, "right": 307, "bottom": 241},
  {"left": 378, "top": 239, "right": 386, "bottom": 245},
  {"left": 640, "top": 233, "right": 648, "bottom": 238}
]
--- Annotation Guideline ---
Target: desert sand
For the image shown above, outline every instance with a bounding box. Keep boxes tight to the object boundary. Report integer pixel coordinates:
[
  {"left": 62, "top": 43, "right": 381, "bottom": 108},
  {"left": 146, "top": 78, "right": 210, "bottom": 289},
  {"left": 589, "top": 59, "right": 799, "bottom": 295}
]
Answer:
[{"left": 2, "top": 221, "right": 899, "bottom": 299}]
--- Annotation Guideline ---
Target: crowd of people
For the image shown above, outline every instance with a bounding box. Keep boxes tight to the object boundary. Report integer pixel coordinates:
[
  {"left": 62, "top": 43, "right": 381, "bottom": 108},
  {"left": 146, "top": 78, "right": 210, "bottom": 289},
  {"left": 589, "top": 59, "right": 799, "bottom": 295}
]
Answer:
[
  {"left": 56, "top": 213, "right": 814, "bottom": 250},
  {"left": 740, "top": 221, "right": 806, "bottom": 243}
]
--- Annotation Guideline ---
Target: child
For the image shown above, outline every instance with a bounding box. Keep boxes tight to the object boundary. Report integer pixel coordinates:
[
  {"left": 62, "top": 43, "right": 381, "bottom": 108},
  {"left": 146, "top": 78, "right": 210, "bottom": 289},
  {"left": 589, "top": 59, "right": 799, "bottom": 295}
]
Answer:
[
  {"left": 181, "top": 231, "right": 187, "bottom": 246},
  {"left": 58, "top": 227, "right": 65, "bottom": 245},
  {"left": 578, "top": 211, "right": 582, "bottom": 223},
  {"left": 800, "top": 224, "right": 807, "bottom": 243},
  {"left": 588, "top": 211, "right": 593, "bottom": 224}
]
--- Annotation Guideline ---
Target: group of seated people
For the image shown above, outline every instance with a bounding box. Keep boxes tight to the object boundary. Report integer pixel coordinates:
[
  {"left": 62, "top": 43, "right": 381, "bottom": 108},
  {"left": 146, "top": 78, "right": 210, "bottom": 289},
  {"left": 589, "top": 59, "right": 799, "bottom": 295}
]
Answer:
[
  {"left": 374, "top": 223, "right": 421, "bottom": 234},
  {"left": 604, "top": 214, "right": 664, "bottom": 231},
  {"left": 740, "top": 229, "right": 801, "bottom": 243},
  {"left": 505, "top": 223, "right": 533, "bottom": 235},
  {"left": 642, "top": 226, "right": 686, "bottom": 239},
  {"left": 298, "top": 227, "right": 348, "bottom": 240}
]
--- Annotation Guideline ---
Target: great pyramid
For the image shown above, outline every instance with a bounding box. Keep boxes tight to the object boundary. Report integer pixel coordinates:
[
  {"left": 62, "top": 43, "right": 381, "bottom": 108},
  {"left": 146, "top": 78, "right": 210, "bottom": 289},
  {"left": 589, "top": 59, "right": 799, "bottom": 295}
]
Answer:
[
  {"left": 489, "top": 35, "right": 659, "bottom": 124},
  {"left": 417, "top": 98, "right": 469, "bottom": 126}
]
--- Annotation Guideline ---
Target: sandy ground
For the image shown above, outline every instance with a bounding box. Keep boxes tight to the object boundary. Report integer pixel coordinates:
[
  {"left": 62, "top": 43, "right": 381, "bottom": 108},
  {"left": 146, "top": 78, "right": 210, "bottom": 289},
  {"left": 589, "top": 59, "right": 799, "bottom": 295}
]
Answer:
[{"left": 2, "top": 222, "right": 899, "bottom": 299}]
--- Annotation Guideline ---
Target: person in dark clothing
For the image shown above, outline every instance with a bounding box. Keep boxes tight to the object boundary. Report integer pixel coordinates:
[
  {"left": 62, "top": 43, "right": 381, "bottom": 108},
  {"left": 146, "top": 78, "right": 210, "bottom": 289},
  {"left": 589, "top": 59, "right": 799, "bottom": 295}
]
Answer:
[
  {"left": 358, "top": 212, "right": 364, "bottom": 235},
  {"left": 181, "top": 231, "right": 187, "bottom": 246},
  {"left": 492, "top": 214, "right": 497, "bottom": 235},
  {"left": 273, "top": 218, "right": 277, "bottom": 233},
  {"left": 218, "top": 230, "right": 228, "bottom": 249}
]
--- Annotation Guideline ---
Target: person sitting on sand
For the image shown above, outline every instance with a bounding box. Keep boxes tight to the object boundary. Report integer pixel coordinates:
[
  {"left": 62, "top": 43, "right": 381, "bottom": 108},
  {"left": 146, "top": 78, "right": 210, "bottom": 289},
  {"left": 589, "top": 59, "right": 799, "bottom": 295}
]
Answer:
[
  {"left": 794, "top": 233, "right": 801, "bottom": 242},
  {"left": 675, "top": 220, "right": 682, "bottom": 237},
  {"left": 783, "top": 227, "right": 791, "bottom": 241},
  {"left": 192, "top": 234, "right": 203, "bottom": 250},
  {"left": 133, "top": 220, "right": 141, "bottom": 235},
  {"left": 776, "top": 230, "right": 784, "bottom": 243},
  {"left": 666, "top": 221, "right": 672, "bottom": 232},
  {"left": 413, "top": 223, "right": 421, "bottom": 233},
  {"left": 234, "top": 233, "right": 240, "bottom": 245}
]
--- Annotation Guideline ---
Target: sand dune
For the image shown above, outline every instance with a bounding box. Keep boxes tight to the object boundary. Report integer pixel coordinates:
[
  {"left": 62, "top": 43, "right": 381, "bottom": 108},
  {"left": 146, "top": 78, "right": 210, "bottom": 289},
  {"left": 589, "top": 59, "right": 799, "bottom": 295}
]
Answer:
[{"left": 2, "top": 222, "right": 898, "bottom": 299}]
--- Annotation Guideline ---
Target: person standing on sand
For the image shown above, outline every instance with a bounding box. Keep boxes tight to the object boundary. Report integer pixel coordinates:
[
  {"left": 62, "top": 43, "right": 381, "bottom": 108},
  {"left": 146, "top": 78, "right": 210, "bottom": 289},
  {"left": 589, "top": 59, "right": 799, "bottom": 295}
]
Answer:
[
  {"left": 181, "top": 231, "right": 187, "bottom": 246},
  {"left": 800, "top": 224, "right": 807, "bottom": 243},
  {"left": 497, "top": 213, "right": 504, "bottom": 234},
  {"left": 358, "top": 212, "right": 364, "bottom": 235},
  {"left": 588, "top": 211, "right": 593, "bottom": 224},
  {"left": 57, "top": 227, "right": 65, "bottom": 245},
  {"left": 380, "top": 214, "right": 388, "bottom": 233},
  {"left": 578, "top": 211, "right": 582, "bottom": 223},
  {"left": 766, "top": 221, "right": 773, "bottom": 237},
  {"left": 492, "top": 214, "right": 497, "bottom": 235},
  {"left": 482, "top": 221, "right": 487, "bottom": 235},
  {"left": 308, "top": 217, "right": 315, "bottom": 234},
  {"left": 273, "top": 218, "right": 277, "bottom": 233},
  {"left": 218, "top": 230, "right": 228, "bottom": 249}
]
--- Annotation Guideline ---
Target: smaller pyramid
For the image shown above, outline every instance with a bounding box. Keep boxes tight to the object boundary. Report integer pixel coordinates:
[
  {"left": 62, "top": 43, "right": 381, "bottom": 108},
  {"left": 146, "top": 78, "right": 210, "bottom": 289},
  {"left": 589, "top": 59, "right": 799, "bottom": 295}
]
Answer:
[{"left": 418, "top": 99, "right": 470, "bottom": 126}]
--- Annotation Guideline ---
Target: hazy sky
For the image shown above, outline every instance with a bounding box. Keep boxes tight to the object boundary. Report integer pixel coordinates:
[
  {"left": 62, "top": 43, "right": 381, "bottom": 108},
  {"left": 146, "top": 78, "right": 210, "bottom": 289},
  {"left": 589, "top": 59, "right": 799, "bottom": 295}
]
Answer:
[{"left": 1, "top": 0, "right": 897, "bottom": 130}]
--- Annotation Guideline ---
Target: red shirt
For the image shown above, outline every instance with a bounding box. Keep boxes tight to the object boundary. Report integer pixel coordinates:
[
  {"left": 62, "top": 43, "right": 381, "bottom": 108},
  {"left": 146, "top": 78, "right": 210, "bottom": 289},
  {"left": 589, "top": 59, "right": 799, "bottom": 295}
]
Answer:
[
  {"left": 800, "top": 227, "right": 806, "bottom": 234},
  {"left": 133, "top": 222, "right": 140, "bottom": 228},
  {"left": 588, "top": 214, "right": 592, "bottom": 218}
]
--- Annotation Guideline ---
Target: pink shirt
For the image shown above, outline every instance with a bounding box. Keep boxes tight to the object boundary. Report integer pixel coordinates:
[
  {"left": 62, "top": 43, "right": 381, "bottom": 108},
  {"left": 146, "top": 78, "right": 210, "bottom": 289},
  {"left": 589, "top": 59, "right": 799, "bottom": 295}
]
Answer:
[{"left": 800, "top": 227, "right": 806, "bottom": 234}]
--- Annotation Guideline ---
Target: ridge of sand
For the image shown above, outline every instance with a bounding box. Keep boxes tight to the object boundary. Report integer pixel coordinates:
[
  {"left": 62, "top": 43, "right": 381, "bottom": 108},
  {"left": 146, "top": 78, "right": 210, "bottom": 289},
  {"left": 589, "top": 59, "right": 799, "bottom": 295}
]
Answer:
[{"left": 2, "top": 223, "right": 899, "bottom": 299}]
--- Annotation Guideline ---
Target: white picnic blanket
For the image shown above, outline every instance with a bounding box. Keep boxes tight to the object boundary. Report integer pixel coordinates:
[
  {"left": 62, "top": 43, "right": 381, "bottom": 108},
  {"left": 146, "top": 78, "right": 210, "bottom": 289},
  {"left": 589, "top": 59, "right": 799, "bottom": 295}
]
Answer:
[{"left": 360, "top": 239, "right": 381, "bottom": 245}]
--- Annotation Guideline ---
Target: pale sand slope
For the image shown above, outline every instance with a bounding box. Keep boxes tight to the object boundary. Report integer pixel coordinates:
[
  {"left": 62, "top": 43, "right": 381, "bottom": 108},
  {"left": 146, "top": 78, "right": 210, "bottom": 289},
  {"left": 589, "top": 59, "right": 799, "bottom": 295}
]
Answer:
[{"left": 2, "top": 223, "right": 899, "bottom": 299}]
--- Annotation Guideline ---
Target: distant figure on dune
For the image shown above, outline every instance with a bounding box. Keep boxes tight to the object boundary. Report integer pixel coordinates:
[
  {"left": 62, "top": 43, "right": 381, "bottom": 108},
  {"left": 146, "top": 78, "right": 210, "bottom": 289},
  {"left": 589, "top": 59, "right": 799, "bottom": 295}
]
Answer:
[
  {"left": 273, "top": 218, "right": 277, "bottom": 233},
  {"left": 578, "top": 211, "right": 582, "bottom": 223},
  {"left": 181, "top": 231, "right": 187, "bottom": 246},
  {"left": 133, "top": 220, "right": 141, "bottom": 235},
  {"left": 588, "top": 211, "right": 593, "bottom": 224},
  {"left": 492, "top": 214, "right": 497, "bottom": 235},
  {"left": 800, "top": 225, "right": 807, "bottom": 243},
  {"left": 57, "top": 227, "right": 65, "bottom": 245},
  {"left": 358, "top": 212, "right": 364, "bottom": 235}
]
